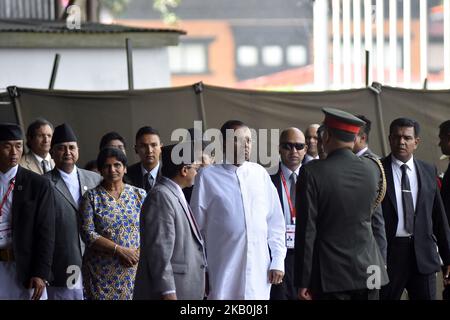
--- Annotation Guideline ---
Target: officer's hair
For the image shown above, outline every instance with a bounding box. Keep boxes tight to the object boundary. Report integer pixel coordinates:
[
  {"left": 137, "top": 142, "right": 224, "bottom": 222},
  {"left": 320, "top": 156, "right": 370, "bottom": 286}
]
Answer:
[
  {"left": 99, "top": 131, "right": 126, "bottom": 151},
  {"left": 135, "top": 126, "right": 160, "bottom": 143},
  {"left": 26, "top": 118, "right": 54, "bottom": 149},
  {"left": 355, "top": 114, "right": 371, "bottom": 143},
  {"left": 220, "top": 120, "right": 247, "bottom": 144},
  {"left": 326, "top": 127, "right": 356, "bottom": 143},
  {"left": 389, "top": 118, "right": 420, "bottom": 137},
  {"left": 439, "top": 120, "right": 450, "bottom": 136}
]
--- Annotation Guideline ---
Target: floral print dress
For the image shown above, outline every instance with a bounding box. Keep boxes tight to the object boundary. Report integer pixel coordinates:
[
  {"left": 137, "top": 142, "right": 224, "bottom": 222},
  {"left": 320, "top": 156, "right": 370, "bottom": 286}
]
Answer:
[{"left": 79, "top": 184, "right": 146, "bottom": 300}]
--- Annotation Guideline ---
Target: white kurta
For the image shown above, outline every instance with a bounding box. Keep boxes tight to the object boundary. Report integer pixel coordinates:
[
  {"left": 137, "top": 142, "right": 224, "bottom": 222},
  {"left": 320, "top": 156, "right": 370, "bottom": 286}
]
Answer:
[{"left": 191, "top": 162, "right": 286, "bottom": 300}]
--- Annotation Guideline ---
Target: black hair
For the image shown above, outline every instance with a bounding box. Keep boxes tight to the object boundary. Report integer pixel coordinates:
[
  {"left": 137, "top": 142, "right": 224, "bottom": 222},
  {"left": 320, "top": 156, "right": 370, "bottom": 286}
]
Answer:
[
  {"left": 26, "top": 118, "right": 54, "bottom": 149},
  {"left": 439, "top": 120, "right": 450, "bottom": 136},
  {"left": 161, "top": 142, "right": 197, "bottom": 179},
  {"left": 99, "top": 131, "right": 126, "bottom": 150},
  {"left": 97, "top": 147, "right": 128, "bottom": 170},
  {"left": 389, "top": 118, "right": 420, "bottom": 137},
  {"left": 355, "top": 114, "right": 371, "bottom": 143},
  {"left": 135, "top": 126, "right": 160, "bottom": 142},
  {"left": 220, "top": 120, "right": 246, "bottom": 144}
]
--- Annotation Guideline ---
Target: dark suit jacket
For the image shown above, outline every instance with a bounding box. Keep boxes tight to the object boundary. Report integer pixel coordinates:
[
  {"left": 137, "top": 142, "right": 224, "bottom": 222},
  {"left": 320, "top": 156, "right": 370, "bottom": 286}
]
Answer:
[
  {"left": 381, "top": 155, "right": 450, "bottom": 274},
  {"left": 12, "top": 166, "right": 55, "bottom": 286},
  {"left": 44, "top": 168, "right": 102, "bottom": 287},
  {"left": 294, "top": 148, "right": 388, "bottom": 293},
  {"left": 442, "top": 162, "right": 450, "bottom": 221},
  {"left": 127, "top": 162, "right": 162, "bottom": 189}
]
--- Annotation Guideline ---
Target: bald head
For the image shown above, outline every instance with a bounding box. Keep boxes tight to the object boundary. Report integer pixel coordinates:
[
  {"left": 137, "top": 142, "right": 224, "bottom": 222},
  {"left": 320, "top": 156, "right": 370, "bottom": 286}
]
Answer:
[
  {"left": 305, "top": 124, "right": 320, "bottom": 157},
  {"left": 279, "top": 127, "right": 306, "bottom": 171}
]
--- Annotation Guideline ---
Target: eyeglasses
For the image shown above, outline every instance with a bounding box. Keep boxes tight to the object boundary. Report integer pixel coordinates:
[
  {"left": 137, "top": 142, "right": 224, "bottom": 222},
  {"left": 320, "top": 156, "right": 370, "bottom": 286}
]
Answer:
[
  {"left": 186, "top": 165, "right": 199, "bottom": 172},
  {"left": 280, "top": 142, "right": 305, "bottom": 151}
]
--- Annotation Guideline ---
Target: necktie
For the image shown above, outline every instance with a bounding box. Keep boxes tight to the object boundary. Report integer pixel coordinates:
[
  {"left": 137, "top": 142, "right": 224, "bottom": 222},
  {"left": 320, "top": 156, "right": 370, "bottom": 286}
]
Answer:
[
  {"left": 143, "top": 173, "right": 154, "bottom": 192},
  {"left": 290, "top": 172, "right": 297, "bottom": 205},
  {"left": 401, "top": 164, "right": 415, "bottom": 234},
  {"left": 41, "top": 160, "right": 49, "bottom": 174}
]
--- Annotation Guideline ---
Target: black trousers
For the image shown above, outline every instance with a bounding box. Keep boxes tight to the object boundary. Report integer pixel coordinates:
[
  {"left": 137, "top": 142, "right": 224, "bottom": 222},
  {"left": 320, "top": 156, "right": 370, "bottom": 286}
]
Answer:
[
  {"left": 314, "top": 289, "right": 379, "bottom": 300},
  {"left": 270, "top": 249, "right": 297, "bottom": 300},
  {"left": 381, "top": 237, "right": 436, "bottom": 300}
]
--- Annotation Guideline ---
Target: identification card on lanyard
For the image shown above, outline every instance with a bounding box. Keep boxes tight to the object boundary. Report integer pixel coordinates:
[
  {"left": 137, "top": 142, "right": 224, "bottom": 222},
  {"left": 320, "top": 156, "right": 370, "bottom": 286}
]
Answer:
[
  {"left": 280, "top": 172, "right": 296, "bottom": 249},
  {"left": 0, "top": 178, "right": 15, "bottom": 247}
]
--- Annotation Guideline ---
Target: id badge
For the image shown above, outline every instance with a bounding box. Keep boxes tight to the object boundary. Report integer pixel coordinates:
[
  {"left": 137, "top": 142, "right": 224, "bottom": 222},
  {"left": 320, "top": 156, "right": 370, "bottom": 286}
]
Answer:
[
  {"left": 0, "top": 222, "right": 13, "bottom": 247},
  {"left": 286, "top": 224, "right": 295, "bottom": 249}
]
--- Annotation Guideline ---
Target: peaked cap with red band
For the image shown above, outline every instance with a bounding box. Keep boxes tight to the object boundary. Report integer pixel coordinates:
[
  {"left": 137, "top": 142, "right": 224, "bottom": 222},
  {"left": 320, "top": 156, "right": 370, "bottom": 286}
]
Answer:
[{"left": 322, "top": 107, "right": 366, "bottom": 134}]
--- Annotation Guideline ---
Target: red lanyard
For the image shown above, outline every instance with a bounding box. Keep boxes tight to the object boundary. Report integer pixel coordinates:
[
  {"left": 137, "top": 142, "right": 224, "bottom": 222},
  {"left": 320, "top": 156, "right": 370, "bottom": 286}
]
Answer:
[
  {"left": 0, "top": 178, "right": 15, "bottom": 217},
  {"left": 280, "top": 172, "right": 296, "bottom": 224}
]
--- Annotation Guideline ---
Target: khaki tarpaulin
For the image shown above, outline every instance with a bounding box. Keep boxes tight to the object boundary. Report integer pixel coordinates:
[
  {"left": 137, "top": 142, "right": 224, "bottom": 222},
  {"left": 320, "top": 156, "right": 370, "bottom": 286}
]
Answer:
[{"left": 2, "top": 84, "right": 449, "bottom": 173}]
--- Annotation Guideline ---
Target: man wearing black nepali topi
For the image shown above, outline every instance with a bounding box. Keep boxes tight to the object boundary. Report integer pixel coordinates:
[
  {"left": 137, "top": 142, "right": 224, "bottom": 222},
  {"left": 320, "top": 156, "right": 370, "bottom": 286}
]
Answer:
[{"left": 0, "top": 123, "right": 55, "bottom": 300}]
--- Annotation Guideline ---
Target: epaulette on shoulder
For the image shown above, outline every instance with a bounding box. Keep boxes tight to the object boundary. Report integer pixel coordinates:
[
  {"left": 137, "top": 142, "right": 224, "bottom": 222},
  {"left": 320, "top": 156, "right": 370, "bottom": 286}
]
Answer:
[{"left": 363, "top": 154, "right": 387, "bottom": 209}]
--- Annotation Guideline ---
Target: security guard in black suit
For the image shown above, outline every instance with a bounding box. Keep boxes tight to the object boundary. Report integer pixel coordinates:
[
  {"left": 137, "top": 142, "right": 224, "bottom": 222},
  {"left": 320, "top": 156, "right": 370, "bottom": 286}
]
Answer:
[{"left": 294, "top": 108, "right": 388, "bottom": 300}]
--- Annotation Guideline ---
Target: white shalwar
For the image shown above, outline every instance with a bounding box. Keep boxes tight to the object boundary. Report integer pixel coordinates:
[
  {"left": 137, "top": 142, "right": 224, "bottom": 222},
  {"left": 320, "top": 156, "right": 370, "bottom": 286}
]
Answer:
[{"left": 191, "top": 162, "right": 286, "bottom": 300}]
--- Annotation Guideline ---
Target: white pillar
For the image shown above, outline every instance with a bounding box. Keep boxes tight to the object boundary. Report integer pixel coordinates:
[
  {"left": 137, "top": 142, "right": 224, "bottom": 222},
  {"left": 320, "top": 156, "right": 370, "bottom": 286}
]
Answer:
[
  {"left": 376, "top": 0, "right": 384, "bottom": 83},
  {"left": 389, "top": 0, "right": 397, "bottom": 85},
  {"left": 313, "top": 0, "right": 329, "bottom": 90},
  {"left": 420, "top": 0, "right": 428, "bottom": 85},
  {"left": 332, "top": 0, "right": 342, "bottom": 88},
  {"left": 364, "top": 0, "right": 373, "bottom": 85},
  {"left": 403, "top": 0, "right": 411, "bottom": 86},
  {"left": 343, "top": 0, "right": 352, "bottom": 88},
  {"left": 353, "top": 0, "right": 362, "bottom": 86}
]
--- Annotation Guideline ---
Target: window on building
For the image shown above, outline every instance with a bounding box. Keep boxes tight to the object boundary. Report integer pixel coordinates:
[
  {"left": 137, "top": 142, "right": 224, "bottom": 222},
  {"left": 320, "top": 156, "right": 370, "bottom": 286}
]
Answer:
[
  {"left": 168, "top": 39, "right": 211, "bottom": 74},
  {"left": 286, "top": 45, "right": 307, "bottom": 66},
  {"left": 237, "top": 46, "right": 259, "bottom": 67},
  {"left": 262, "top": 45, "right": 283, "bottom": 67}
]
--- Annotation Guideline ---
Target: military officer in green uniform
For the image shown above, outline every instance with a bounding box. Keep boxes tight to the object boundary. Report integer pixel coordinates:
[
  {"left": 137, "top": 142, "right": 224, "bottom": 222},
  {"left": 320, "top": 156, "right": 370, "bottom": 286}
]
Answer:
[{"left": 294, "top": 107, "right": 389, "bottom": 300}]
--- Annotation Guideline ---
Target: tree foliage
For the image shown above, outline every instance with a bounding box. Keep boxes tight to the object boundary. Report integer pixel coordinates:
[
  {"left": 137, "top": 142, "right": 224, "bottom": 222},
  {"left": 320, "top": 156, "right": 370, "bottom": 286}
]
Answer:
[{"left": 99, "top": 0, "right": 180, "bottom": 24}]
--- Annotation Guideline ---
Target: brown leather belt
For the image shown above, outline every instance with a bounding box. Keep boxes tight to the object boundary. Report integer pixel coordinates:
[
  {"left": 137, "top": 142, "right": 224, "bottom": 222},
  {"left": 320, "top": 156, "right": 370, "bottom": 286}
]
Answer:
[{"left": 0, "top": 247, "right": 14, "bottom": 262}]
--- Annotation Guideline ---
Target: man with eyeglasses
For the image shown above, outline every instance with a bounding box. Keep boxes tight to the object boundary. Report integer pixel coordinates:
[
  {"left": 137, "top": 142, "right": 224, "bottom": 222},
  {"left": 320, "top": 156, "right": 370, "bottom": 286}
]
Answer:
[
  {"left": 270, "top": 127, "right": 307, "bottom": 300},
  {"left": 134, "top": 142, "right": 207, "bottom": 300}
]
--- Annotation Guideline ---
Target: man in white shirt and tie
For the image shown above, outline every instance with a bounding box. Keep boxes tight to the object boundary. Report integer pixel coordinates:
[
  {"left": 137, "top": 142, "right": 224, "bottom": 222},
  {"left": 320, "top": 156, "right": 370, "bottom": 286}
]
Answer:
[
  {"left": 303, "top": 124, "right": 320, "bottom": 164},
  {"left": 270, "top": 127, "right": 307, "bottom": 300},
  {"left": 380, "top": 117, "right": 450, "bottom": 300},
  {"left": 191, "top": 120, "right": 286, "bottom": 300},
  {"left": 19, "top": 118, "right": 55, "bottom": 174},
  {"left": 127, "top": 126, "right": 162, "bottom": 192}
]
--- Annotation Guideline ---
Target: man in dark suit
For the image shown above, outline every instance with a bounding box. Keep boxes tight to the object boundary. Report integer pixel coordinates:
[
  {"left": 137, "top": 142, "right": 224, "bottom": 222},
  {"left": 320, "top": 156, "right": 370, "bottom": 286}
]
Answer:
[
  {"left": 44, "top": 123, "right": 102, "bottom": 300},
  {"left": 134, "top": 142, "right": 206, "bottom": 300},
  {"left": 294, "top": 108, "right": 388, "bottom": 300},
  {"left": 270, "top": 127, "right": 306, "bottom": 300},
  {"left": 353, "top": 114, "right": 387, "bottom": 262},
  {"left": 0, "top": 123, "right": 55, "bottom": 300},
  {"left": 380, "top": 118, "right": 450, "bottom": 300},
  {"left": 127, "top": 126, "right": 162, "bottom": 192},
  {"left": 439, "top": 120, "right": 450, "bottom": 299},
  {"left": 302, "top": 124, "right": 320, "bottom": 164}
]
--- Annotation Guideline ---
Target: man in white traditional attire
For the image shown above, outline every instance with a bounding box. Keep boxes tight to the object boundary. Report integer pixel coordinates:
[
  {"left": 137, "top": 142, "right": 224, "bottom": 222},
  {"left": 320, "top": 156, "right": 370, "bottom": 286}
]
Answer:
[{"left": 191, "top": 120, "right": 286, "bottom": 300}]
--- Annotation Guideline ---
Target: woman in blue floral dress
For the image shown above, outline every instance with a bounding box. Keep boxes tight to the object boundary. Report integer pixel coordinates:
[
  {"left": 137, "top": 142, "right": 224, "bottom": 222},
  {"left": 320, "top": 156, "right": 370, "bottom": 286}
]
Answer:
[{"left": 79, "top": 148, "right": 146, "bottom": 300}]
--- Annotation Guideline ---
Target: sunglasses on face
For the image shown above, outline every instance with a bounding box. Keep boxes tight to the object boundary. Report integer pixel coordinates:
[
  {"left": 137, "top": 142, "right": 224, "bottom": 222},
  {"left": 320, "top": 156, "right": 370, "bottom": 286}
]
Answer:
[{"left": 280, "top": 142, "right": 305, "bottom": 151}]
